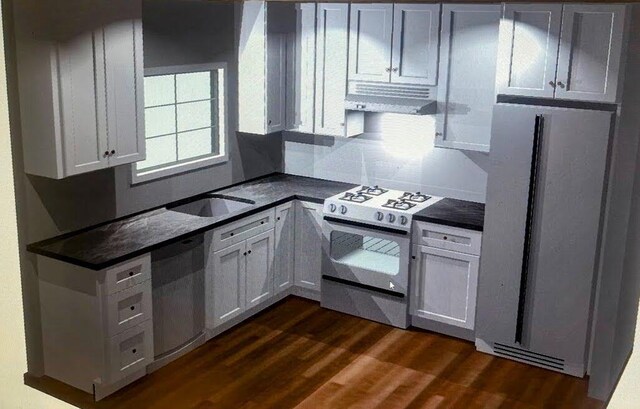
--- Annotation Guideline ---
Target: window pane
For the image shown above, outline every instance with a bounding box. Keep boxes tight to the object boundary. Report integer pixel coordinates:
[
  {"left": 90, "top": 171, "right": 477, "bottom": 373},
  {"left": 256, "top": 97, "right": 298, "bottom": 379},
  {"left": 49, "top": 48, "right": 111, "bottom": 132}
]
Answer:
[
  {"left": 137, "top": 135, "right": 177, "bottom": 170},
  {"left": 144, "top": 75, "right": 175, "bottom": 107},
  {"left": 145, "top": 106, "right": 176, "bottom": 137},
  {"left": 176, "top": 72, "right": 211, "bottom": 103},
  {"left": 177, "top": 101, "right": 212, "bottom": 132},
  {"left": 178, "top": 128, "right": 213, "bottom": 160}
]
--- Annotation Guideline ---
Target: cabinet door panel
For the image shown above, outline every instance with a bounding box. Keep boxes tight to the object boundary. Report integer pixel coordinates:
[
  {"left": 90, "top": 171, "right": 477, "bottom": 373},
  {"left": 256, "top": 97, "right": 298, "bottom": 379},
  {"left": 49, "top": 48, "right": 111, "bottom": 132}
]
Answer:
[
  {"left": 315, "top": 3, "right": 349, "bottom": 137},
  {"left": 294, "top": 201, "right": 323, "bottom": 291},
  {"left": 274, "top": 202, "right": 295, "bottom": 294},
  {"left": 212, "top": 242, "right": 246, "bottom": 327},
  {"left": 555, "top": 5, "right": 625, "bottom": 103},
  {"left": 246, "top": 230, "right": 275, "bottom": 308},
  {"left": 348, "top": 4, "right": 393, "bottom": 82},
  {"left": 391, "top": 4, "right": 440, "bottom": 85},
  {"left": 104, "top": 19, "right": 145, "bottom": 166},
  {"left": 411, "top": 245, "right": 479, "bottom": 330},
  {"left": 436, "top": 4, "right": 501, "bottom": 152},
  {"left": 267, "top": 33, "right": 286, "bottom": 133},
  {"left": 496, "top": 4, "right": 562, "bottom": 98},
  {"left": 58, "top": 31, "right": 109, "bottom": 176}
]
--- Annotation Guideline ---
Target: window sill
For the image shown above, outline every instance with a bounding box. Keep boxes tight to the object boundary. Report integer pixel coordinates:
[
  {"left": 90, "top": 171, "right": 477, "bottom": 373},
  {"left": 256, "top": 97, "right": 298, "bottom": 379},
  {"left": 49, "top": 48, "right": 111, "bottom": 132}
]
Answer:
[{"left": 131, "top": 153, "right": 229, "bottom": 185}]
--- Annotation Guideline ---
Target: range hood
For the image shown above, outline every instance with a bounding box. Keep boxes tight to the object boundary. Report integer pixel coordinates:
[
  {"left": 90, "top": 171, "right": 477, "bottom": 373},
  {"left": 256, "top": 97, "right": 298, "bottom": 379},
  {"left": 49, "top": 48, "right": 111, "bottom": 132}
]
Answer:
[{"left": 345, "top": 82, "right": 437, "bottom": 115}]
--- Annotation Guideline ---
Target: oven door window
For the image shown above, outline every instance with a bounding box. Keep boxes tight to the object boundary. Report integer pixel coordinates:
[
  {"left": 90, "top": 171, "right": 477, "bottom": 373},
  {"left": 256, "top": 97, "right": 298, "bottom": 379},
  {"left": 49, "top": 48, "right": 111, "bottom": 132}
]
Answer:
[{"left": 330, "top": 231, "right": 400, "bottom": 276}]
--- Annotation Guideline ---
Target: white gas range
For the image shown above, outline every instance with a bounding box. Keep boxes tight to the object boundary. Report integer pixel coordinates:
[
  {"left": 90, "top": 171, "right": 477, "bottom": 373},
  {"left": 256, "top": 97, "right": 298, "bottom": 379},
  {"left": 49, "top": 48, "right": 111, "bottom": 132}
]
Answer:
[
  {"left": 323, "top": 185, "right": 443, "bottom": 231},
  {"left": 321, "top": 185, "right": 443, "bottom": 329}
]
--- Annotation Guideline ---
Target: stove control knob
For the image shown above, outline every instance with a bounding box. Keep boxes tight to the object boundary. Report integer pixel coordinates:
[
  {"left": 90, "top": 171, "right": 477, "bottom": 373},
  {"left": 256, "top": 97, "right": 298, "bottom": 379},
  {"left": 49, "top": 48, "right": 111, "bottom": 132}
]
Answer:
[
  {"left": 340, "top": 205, "right": 348, "bottom": 215},
  {"left": 387, "top": 214, "right": 396, "bottom": 223},
  {"left": 375, "top": 212, "right": 384, "bottom": 221},
  {"left": 400, "top": 216, "right": 409, "bottom": 226},
  {"left": 329, "top": 204, "right": 337, "bottom": 213}
]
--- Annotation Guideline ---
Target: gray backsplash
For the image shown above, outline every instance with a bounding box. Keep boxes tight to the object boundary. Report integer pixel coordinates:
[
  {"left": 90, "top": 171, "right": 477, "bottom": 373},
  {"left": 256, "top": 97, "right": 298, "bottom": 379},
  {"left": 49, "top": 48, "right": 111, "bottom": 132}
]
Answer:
[{"left": 283, "top": 113, "right": 489, "bottom": 203}]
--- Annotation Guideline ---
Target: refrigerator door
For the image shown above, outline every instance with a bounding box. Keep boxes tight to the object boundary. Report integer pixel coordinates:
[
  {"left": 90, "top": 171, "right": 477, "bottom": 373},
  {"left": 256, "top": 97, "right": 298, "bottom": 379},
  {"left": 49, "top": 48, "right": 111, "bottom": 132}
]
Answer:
[{"left": 476, "top": 104, "right": 613, "bottom": 376}]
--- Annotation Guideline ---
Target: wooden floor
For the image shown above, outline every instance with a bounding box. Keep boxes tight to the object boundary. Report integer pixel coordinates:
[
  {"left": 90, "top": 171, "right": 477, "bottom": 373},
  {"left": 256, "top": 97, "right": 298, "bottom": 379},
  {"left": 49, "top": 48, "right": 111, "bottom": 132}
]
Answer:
[{"left": 27, "top": 297, "right": 604, "bottom": 409}]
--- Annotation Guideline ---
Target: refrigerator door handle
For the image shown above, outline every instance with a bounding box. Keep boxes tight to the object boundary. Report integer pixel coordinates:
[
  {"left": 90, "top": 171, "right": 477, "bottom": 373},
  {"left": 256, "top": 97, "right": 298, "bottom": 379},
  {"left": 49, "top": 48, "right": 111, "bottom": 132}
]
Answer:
[{"left": 515, "top": 114, "right": 544, "bottom": 345}]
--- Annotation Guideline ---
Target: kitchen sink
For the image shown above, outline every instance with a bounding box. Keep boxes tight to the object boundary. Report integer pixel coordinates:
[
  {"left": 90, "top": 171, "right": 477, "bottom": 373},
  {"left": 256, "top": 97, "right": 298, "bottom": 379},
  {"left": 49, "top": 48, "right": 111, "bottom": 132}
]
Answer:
[{"left": 167, "top": 194, "right": 255, "bottom": 218}]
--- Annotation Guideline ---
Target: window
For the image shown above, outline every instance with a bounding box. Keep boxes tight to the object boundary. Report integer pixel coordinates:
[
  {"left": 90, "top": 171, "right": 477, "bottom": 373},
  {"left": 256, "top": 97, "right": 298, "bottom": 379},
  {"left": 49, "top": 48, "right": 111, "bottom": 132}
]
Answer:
[{"left": 133, "top": 63, "right": 228, "bottom": 183}]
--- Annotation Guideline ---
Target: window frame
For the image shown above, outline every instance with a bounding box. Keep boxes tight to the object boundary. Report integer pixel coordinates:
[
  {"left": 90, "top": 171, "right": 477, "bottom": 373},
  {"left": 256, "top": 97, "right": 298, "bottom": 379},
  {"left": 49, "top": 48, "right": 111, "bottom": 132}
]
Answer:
[{"left": 132, "top": 62, "right": 229, "bottom": 185}]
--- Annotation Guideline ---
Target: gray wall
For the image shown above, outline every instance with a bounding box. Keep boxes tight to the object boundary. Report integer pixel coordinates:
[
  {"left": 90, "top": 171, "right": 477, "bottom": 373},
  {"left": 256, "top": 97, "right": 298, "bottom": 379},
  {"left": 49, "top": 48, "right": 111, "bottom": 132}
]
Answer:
[
  {"left": 284, "top": 113, "right": 489, "bottom": 203},
  {"left": 7, "top": 0, "right": 281, "bottom": 375}
]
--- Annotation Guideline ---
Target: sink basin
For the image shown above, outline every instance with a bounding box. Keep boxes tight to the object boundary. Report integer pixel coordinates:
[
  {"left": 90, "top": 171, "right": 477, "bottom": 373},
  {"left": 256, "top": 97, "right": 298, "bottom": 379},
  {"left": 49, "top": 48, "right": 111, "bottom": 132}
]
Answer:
[{"left": 168, "top": 194, "right": 255, "bottom": 218}]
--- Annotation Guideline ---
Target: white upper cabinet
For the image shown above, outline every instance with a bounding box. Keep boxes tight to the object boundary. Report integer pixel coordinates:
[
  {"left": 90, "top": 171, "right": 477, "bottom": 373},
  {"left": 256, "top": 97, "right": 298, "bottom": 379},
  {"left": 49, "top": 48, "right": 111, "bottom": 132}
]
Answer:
[
  {"left": 348, "top": 3, "right": 440, "bottom": 86},
  {"left": 497, "top": 4, "right": 626, "bottom": 103},
  {"left": 315, "top": 3, "right": 364, "bottom": 137},
  {"left": 436, "top": 4, "right": 501, "bottom": 152},
  {"left": 14, "top": 1, "right": 145, "bottom": 179},
  {"left": 555, "top": 5, "right": 626, "bottom": 103},
  {"left": 391, "top": 4, "right": 441, "bottom": 85},
  {"left": 349, "top": 4, "right": 394, "bottom": 82}
]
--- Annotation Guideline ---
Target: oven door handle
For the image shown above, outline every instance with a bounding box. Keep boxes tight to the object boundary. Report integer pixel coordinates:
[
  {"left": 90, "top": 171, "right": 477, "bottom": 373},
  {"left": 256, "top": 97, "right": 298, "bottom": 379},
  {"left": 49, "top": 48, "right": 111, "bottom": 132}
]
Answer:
[{"left": 323, "top": 216, "right": 409, "bottom": 236}]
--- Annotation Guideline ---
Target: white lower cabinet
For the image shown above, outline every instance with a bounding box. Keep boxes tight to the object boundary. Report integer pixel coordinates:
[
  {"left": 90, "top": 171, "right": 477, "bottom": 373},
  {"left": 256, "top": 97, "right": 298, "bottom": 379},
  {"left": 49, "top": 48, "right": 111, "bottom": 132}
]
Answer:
[
  {"left": 37, "top": 254, "right": 153, "bottom": 400},
  {"left": 212, "top": 242, "right": 247, "bottom": 327},
  {"left": 274, "top": 202, "right": 295, "bottom": 294},
  {"left": 294, "top": 201, "right": 324, "bottom": 292},
  {"left": 246, "top": 230, "right": 275, "bottom": 307},
  {"left": 410, "top": 223, "right": 481, "bottom": 331}
]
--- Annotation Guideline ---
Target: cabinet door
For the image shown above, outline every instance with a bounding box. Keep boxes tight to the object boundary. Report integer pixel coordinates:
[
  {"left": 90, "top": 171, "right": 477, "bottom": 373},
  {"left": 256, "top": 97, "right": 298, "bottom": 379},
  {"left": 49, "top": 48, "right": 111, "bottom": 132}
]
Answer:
[
  {"left": 274, "top": 202, "right": 295, "bottom": 294},
  {"left": 391, "top": 4, "right": 440, "bottom": 85},
  {"left": 104, "top": 19, "right": 145, "bottom": 166},
  {"left": 411, "top": 245, "right": 479, "bottom": 330},
  {"left": 267, "top": 33, "right": 287, "bottom": 133},
  {"left": 212, "top": 242, "right": 246, "bottom": 327},
  {"left": 58, "top": 30, "right": 109, "bottom": 176},
  {"left": 496, "top": 4, "right": 562, "bottom": 98},
  {"left": 315, "top": 3, "right": 349, "bottom": 137},
  {"left": 294, "top": 201, "right": 323, "bottom": 291},
  {"left": 246, "top": 230, "right": 275, "bottom": 308},
  {"left": 348, "top": 4, "right": 393, "bottom": 82},
  {"left": 555, "top": 5, "right": 625, "bottom": 103},
  {"left": 435, "top": 4, "right": 501, "bottom": 152},
  {"left": 287, "top": 3, "right": 316, "bottom": 133}
]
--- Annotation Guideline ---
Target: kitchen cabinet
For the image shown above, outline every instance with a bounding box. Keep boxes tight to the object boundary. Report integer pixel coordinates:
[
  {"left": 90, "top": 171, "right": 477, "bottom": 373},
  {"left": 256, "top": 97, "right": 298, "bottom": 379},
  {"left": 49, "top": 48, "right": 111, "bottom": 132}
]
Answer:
[
  {"left": 435, "top": 4, "right": 501, "bottom": 152},
  {"left": 37, "top": 254, "right": 154, "bottom": 400},
  {"left": 208, "top": 209, "right": 276, "bottom": 328},
  {"left": 496, "top": 4, "right": 626, "bottom": 103},
  {"left": 315, "top": 3, "right": 364, "bottom": 137},
  {"left": 274, "top": 202, "right": 295, "bottom": 294},
  {"left": 410, "top": 222, "right": 482, "bottom": 331},
  {"left": 238, "top": 1, "right": 289, "bottom": 135},
  {"left": 14, "top": 1, "right": 145, "bottom": 179},
  {"left": 294, "top": 201, "right": 324, "bottom": 292},
  {"left": 349, "top": 4, "right": 440, "bottom": 86}
]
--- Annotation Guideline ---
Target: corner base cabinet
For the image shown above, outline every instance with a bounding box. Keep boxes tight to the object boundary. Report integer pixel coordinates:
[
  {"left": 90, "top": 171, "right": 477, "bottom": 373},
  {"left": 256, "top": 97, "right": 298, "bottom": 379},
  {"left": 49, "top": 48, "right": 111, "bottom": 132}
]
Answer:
[
  {"left": 410, "top": 222, "right": 482, "bottom": 331},
  {"left": 294, "top": 201, "right": 324, "bottom": 292},
  {"left": 37, "top": 254, "right": 154, "bottom": 401}
]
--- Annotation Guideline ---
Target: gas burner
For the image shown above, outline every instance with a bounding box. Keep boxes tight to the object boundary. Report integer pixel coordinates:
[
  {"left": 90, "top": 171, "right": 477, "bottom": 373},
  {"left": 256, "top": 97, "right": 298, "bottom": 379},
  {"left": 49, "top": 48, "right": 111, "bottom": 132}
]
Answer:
[
  {"left": 340, "top": 192, "right": 372, "bottom": 203},
  {"left": 382, "top": 199, "right": 415, "bottom": 211},
  {"left": 399, "top": 192, "right": 431, "bottom": 203},
  {"left": 358, "top": 185, "right": 389, "bottom": 196}
]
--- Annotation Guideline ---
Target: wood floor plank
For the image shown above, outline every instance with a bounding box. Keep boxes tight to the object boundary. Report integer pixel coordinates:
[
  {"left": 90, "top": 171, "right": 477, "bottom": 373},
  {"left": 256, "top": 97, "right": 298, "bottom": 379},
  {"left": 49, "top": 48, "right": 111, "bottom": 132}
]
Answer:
[{"left": 24, "top": 297, "right": 604, "bottom": 409}]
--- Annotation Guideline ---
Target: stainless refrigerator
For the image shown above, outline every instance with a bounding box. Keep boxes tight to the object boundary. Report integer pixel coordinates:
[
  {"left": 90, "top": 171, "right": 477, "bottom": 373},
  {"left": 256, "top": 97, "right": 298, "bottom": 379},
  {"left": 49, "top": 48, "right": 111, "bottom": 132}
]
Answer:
[{"left": 476, "top": 103, "right": 614, "bottom": 377}]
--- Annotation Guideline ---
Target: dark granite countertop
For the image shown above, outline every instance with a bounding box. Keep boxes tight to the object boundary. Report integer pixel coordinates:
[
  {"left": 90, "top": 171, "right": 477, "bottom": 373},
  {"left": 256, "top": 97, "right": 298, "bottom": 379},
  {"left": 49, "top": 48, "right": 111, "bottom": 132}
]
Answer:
[
  {"left": 414, "top": 198, "right": 485, "bottom": 232},
  {"left": 27, "top": 173, "right": 484, "bottom": 270}
]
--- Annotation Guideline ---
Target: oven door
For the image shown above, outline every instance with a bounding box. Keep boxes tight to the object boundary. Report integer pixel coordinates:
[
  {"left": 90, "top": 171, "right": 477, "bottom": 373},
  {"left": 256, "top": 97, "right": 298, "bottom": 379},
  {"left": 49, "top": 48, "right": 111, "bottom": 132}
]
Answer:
[{"left": 322, "top": 217, "right": 411, "bottom": 297}]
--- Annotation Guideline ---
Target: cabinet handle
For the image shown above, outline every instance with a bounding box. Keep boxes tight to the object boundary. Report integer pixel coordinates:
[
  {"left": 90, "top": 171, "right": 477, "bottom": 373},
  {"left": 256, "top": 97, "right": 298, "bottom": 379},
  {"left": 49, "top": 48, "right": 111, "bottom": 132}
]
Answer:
[
  {"left": 411, "top": 256, "right": 416, "bottom": 260},
  {"left": 260, "top": 221, "right": 265, "bottom": 225},
  {"left": 385, "top": 67, "right": 391, "bottom": 72},
  {"left": 548, "top": 81, "right": 556, "bottom": 88},
  {"left": 230, "top": 232, "right": 234, "bottom": 237},
  {"left": 248, "top": 250, "right": 252, "bottom": 255},
  {"left": 110, "top": 150, "right": 116, "bottom": 156},
  {"left": 130, "top": 306, "right": 135, "bottom": 311},
  {"left": 392, "top": 67, "right": 398, "bottom": 72},
  {"left": 557, "top": 81, "right": 565, "bottom": 89},
  {"left": 104, "top": 151, "right": 110, "bottom": 158},
  {"left": 129, "top": 272, "right": 134, "bottom": 277},
  {"left": 132, "top": 349, "right": 137, "bottom": 354},
  {"left": 443, "top": 236, "right": 448, "bottom": 241},
  {"left": 243, "top": 252, "right": 247, "bottom": 256},
  {"left": 277, "top": 217, "right": 281, "bottom": 221}
]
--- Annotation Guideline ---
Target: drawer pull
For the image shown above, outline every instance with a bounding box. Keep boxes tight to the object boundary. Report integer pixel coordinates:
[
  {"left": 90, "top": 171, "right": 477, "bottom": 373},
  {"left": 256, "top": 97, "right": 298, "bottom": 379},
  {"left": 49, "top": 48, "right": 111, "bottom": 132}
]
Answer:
[
  {"left": 230, "top": 232, "right": 234, "bottom": 237},
  {"left": 412, "top": 256, "right": 416, "bottom": 260},
  {"left": 277, "top": 217, "right": 281, "bottom": 221},
  {"left": 132, "top": 349, "right": 137, "bottom": 354},
  {"left": 243, "top": 252, "right": 247, "bottom": 256},
  {"left": 260, "top": 221, "right": 264, "bottom": 225},
  {"left": 443, "top": 236, "right": 448, "bottom": 240},
  {"left": 129, "top": 272, "right": 134, "bottom": 277},
  {"left": 130, "top": 306, "right": 135, "bottom": 311},
  {"left": 248, "top": 250, "right": 252, "bottom": 255}
]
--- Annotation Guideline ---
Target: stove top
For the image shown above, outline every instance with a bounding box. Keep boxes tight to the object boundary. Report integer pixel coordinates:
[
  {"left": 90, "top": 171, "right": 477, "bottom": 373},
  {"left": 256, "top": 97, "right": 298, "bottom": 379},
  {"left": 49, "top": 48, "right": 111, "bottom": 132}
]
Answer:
[{"left": 323, "top": 185, "right": 443, "bottom": 231}]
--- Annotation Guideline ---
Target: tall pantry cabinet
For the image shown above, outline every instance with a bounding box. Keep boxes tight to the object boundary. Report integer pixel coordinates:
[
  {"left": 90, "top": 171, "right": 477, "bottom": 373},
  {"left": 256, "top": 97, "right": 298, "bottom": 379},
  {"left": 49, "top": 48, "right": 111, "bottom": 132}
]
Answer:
[{"left": 14, "top": 0, "right": 145, "bottom": 179}]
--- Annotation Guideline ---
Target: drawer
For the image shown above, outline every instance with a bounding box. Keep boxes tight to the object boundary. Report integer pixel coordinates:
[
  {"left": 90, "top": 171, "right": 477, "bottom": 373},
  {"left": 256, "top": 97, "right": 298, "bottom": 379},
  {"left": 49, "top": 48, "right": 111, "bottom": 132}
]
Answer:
[
  {"left": 104, "top": 255, "right": 151, "bottom": 295},
  {"left": 106, "top": 320, "right": 154, "bottom": 383},
  {"left": 212, "top": 208, "right": 275, "bottom": 250},
  {"left": 105, "top": 281, "right": 152, "bottom": 337},
  {"left": 412, "top": 221, "right": 482, "bottom": 256}
]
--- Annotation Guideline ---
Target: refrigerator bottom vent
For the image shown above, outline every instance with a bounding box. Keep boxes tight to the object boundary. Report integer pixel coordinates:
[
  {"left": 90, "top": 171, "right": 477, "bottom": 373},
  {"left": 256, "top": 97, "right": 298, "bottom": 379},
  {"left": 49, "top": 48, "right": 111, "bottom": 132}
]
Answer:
[{"left": 493, "top": 343, "right": 565, "bottom": 371}]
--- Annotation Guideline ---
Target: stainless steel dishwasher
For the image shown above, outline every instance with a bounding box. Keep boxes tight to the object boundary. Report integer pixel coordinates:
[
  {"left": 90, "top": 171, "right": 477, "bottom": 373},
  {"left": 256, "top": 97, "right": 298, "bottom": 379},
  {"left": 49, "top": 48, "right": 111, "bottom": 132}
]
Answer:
[{"left": 151, "top": 234, "right": 205, "bottom": 365}]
